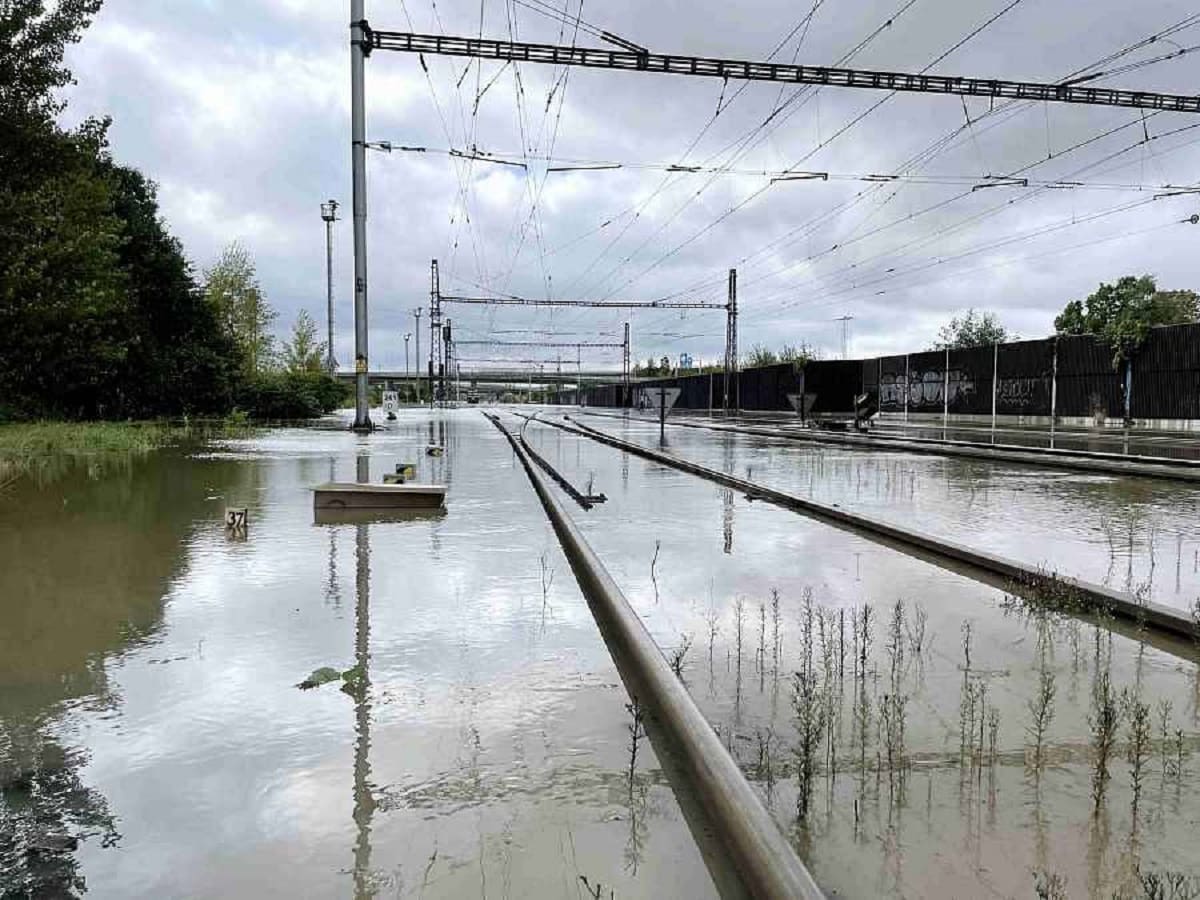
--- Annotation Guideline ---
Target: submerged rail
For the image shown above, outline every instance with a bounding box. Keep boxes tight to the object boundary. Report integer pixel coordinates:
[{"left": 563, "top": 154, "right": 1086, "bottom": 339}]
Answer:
[
  {"left": 584, "top": 410, "right": 1200, "bottom": 484},
  {"left": 485, "top": 412, "right": 825, "bottom": 900},
  {"left": 536, "top": 414, "right": 1198, "bottom": 643},
  {"left": 517, "top": 415, "right": 606, "bottom": 510}
]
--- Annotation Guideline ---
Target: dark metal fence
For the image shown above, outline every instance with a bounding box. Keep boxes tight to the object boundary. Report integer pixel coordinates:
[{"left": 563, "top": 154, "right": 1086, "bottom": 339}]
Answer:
[{"left": 579, "top": 323, "right": 1200, "bottom": 422}]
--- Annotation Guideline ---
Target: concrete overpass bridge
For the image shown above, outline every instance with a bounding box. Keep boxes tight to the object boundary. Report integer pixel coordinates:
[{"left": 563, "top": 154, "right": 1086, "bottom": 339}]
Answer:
[{"left": 335, "top": 369, "right": 633, "bottom": 388}]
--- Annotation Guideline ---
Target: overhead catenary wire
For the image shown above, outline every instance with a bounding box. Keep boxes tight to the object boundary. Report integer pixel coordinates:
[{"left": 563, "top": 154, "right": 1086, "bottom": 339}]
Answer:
[{"left": 396, "top": 4, "right": 1200, "bottom": 366}]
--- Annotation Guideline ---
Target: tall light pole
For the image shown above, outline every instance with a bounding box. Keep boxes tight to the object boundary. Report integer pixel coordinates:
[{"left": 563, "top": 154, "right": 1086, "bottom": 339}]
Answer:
[
  {"left": 349, "top": 0, "right": 371, "bottom": 431},
  {"left": 412, "top": 308, "right": 423, "bottom": 404},
  {"left": 320, "top": 199, "right": 339, "bottom": 374},
  {"left": 404, "top": 332, "right": 411, "bottom": 398}
]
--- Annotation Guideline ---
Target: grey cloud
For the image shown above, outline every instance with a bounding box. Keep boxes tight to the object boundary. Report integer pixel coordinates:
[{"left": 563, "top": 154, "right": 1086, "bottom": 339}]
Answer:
[{"left": 62, "top": 0, "right": 1200, "bottom": 368}]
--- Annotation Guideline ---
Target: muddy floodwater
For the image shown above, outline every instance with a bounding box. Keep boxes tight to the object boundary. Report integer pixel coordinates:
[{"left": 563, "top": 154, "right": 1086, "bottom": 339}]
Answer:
[{"left": 2, "top": 407, "right": 1198, "bottom": 899}]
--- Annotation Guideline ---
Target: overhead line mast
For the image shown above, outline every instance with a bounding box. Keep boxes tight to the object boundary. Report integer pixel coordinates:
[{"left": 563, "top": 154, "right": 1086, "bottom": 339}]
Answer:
[
  {"left": 369, "top": 30, "right": 1200, "bottom": 114},
  {"left": 345, "top": 8, "right": 1200, "bottom": 424}
]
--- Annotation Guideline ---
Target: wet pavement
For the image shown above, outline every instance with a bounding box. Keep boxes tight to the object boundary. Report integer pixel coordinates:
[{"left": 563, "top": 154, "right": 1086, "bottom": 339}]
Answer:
[{"left": 2, "top": 406, "right": 1198, "bottom": 898}]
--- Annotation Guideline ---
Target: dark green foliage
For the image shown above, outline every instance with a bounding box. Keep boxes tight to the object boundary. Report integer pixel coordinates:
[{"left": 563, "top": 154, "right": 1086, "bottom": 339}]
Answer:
[
  {"left": 236, "top": 372, "right": 349, "bottom": 420},
  {"left": 0, "top": 1, "right": 329, "bottom": 422},
  {"left": 104, "top": 164, "right": 243, "bottom": 417},
  {"left": 932, "top": 308, "right": 1011, "bottom": 349},
  {"left": 1055, "top": 275, "right": 1199, "bottom": 366}
]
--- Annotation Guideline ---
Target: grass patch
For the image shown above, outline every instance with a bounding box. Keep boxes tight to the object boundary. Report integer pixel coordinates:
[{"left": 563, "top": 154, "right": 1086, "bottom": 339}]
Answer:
[{"left": 0, "top": 419, "right": 255, "bottom": 488}]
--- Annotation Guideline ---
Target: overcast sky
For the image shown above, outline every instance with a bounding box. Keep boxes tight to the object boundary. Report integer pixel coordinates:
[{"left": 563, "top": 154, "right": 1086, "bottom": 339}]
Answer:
[{"left": 62, "top": 0, "right": 1200, "bottom": 372}]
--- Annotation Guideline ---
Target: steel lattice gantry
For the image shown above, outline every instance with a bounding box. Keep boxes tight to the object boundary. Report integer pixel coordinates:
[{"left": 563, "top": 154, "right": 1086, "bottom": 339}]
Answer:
[
  {"left": 368, "top": 30, "right": 1200, "bottom": 114},
  {"left": 344, "top": 14, "right": 1200, "bottom": 425}
]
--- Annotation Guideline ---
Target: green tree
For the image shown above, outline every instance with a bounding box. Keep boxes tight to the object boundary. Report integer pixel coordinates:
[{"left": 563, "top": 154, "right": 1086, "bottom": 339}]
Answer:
[
  {"left": 281, "top": 310, "right": 326, "bottom": 373},
  {"left": 1055, "top": 275, "right": 1199, "bottom": 365},
  {"left": 1, "top": 0, "right": 105, "bottom": 186},
  {"left": 635, "top": 356, "right": 660, "bottom": 376},
  {"left": 778, "top": 343, "right": 816, "bottom": 365},
  {"left": 104, "top": 163, "right": 242, "bottom": 416},
  {"left": 745, "top": 344, "right": 779, "bottom": 367},
  {"left": 204, "top": 242, "right": 276, "bottom": 376},
  {"left": 933, "top": 309, "right": 1011, "bottom": 350},
  {"left": 0, "top": 133, "right": 129, "bottom": 417}
]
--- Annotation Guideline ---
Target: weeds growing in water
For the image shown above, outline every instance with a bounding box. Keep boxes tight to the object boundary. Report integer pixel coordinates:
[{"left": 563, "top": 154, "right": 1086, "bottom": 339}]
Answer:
[
  {"left": 757, "top": 601, "right": 767, "bottom": 677},
  {"left": 1089, "top": 668, "right": 1121, "bottom": 812},
  {"left": 669, "top": 633, "right": 693, "bottom": 680},
  {"left": 625, "top": 699, "right": 645, "bottom": 794},
  {"left": 1137, "top": 870, "right": 1200, "bottom": 899},
  {"left": 1158, "top": 700, "right": 1174, "bottom": 781},
  {"left": 704, "top": 603, "right": 721, "bottom": 671},
  {"left": 987, "top": 708, "right": 1001, "bottom": 766},
  {"left": 887, "top": 599, "right": 906, "bottom": 685},
  {"left": 578, "top": 876, "right": 612, "bottom": 899},
  {"left": 1027, "top": 658, "right": 1057, "bottom": 773},
  {"left": 792, "top": 669, "right": 827, "bottom": 821},
  {"left": 858, "top": 604, "right": 874, "bottom": 685},
  {"left": 1171, "top": 728, "right": 1187, "bottom": 782},
  {"left": 734, "top": 597, "right": 746, "bottom": 678},
  {"left": 539, "top": 553, "right": 555, "bottom": 625},
  {"left": 907, "top": 602, "right": 928, "bottom": 659},
  {"left": 882, "top": 600, "right": 909, "bottom": 793},
  {"left": 770, "top": 588, "right": 782, "bottom": 670},
  {"left": 1124, "top": 690, "right": 1153, "bottom": 823},
  {"left": 1033, "top": 870, "right": 1068, "bottom": 899},
  {"left": 650, "top": 540, "right": 661, "bottom": 604}
]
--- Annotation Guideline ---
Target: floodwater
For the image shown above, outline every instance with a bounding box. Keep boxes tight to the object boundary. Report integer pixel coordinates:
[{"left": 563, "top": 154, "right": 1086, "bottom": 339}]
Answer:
[
  {"left": 2, "top": 407, "right": 1198, "bottom": 899},
  {"left": 684, "top": 409, "right": 1200, "bottom": 461},
  {"left": 582, "top": 409, "right": 1200, "bottom": 611}
]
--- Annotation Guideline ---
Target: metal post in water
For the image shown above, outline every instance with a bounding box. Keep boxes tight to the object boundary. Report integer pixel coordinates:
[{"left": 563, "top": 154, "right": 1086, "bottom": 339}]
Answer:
[
  {"left": 349, "top": 0, "right": 371, "bottom": 431},
  {"left": 415, "top": 312, "right": 424, "bottom": 408},
  {"left": 904, "top": 353, "right": 910, "bottom": 423},
  {"left": 1050, "top": 336, "right": 1059, "bottom": 444},
  {"left": 942, "top": 346, "right": 950, "bottom": 432},
  {"left": 1124, "top": 356, "right": 1134, "bottom": 425},
  {"left": 991, "top": 342, "right": 999, "bottom": 440},
  {"left": 659, "top": 385, "right": 666, "bottom": 445}
]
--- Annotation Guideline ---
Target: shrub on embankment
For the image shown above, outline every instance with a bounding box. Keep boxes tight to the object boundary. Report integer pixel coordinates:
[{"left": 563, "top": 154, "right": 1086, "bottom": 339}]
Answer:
[{"left": 234, "top": 372, "right": 350, "bottom": 420}]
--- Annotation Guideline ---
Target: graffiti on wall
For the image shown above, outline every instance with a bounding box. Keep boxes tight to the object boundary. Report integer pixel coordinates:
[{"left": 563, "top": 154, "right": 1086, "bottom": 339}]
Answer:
[
  {"left": 879, "top": 370, "right": 978, "bottom": 409},
  {"left": 995, "top": 376, "right": 1046, "bottom": 411}
]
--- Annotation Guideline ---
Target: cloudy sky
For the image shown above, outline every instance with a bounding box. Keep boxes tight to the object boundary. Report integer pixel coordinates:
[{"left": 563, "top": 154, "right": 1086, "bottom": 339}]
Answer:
[{"left": 62, "top": 0, "right": 1200, "bottom": 372}]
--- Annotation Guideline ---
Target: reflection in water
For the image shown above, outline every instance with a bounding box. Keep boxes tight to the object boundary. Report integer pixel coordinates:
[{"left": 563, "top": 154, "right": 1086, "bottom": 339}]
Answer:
[
  {"left": 0, "top": 734, "right": 120, "bottom": 897},
  {"left": 0, "top": 451, "right": 242, "bottom": 896},
  {"left": 721, "top": 487, "right": 733, "bottom": 555},
  {"left": 351, "top": 523, "right": 375, "bottom": 899}
]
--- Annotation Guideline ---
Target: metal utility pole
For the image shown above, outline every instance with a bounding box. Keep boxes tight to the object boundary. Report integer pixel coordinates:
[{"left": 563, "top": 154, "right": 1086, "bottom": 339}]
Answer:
[
  {"left": 443, "top": 317, "right": 453, "bottom": 404},
  {"left": 836, "top": 315, "right": 854, "bottom": 360},
  {"left": 320, "top": 199, "right": 339, "bottom": 374},
  {"left": 724, "top": 269, "right": 738, "bottom": 414},
  {"left": 623, "top": 322, "right": 631, "bottom": 408},
  {"left": 349, "top": 1, "right": 371, "bottom": 431},
  {"left": 412, "top": 308, "right": 423, "bottom": 404},
  {"left": 430, "top": 260, "right": 443, "bottom": 407},
  {"left": 404, "top": 332, "right": 411, "bottom": 396}
]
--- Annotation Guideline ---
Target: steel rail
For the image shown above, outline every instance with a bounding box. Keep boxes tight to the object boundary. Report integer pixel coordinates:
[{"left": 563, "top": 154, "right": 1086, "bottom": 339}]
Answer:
[
  {"left": 536, "top": 414, "right": 1198, "bottom": 642},
  {"left": 515, "top": 416, "right": 606, "bottom": 509},
  {"left": 485, "top": 412, "right": 826, "bottom": 900}
]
